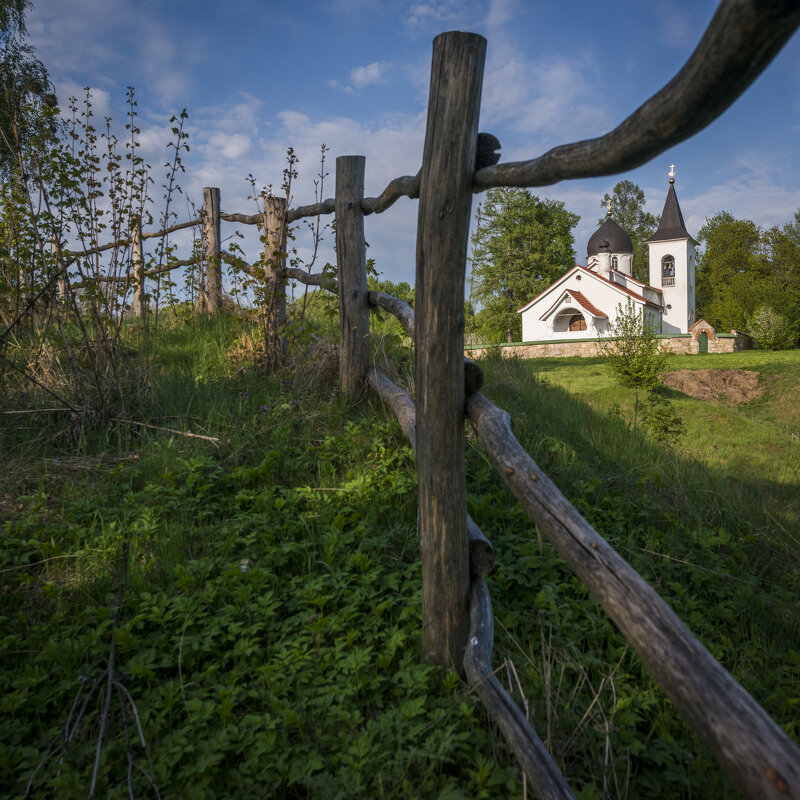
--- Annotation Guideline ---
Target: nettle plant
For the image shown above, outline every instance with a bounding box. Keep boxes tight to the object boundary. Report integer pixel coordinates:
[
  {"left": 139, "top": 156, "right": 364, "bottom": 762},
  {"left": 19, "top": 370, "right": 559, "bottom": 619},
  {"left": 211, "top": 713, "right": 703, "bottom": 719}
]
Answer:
[{"left": 0, "top": 84, "right": 190, "bottom": 422}]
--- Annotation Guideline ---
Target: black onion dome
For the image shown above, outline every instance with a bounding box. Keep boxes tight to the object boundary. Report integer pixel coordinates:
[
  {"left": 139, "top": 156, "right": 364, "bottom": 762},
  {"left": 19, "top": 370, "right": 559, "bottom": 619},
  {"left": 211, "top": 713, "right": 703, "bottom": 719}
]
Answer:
[{"left": 587, "top": 218, "right": 633, "bottom": 256}]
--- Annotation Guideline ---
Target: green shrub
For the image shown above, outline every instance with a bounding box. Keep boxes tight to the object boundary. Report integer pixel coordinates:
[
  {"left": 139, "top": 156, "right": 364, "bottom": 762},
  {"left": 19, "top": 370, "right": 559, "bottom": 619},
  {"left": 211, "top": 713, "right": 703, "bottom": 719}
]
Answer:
[{"left": 747, "top": 305, "right": 797, "bottom": 350}]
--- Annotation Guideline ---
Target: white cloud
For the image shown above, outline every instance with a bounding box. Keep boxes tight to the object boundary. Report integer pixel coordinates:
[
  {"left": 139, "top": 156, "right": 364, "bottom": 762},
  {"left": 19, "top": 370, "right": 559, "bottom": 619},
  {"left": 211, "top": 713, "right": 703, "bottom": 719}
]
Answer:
[
  {"left": 485, "top": 0, "right": 516, "bottom": 30},
  {"left": 350, "top": 62, "right": 391, "bottom": 89},
  {"left": 207, "top": 134, "right": 251, "bottom": 161},
  {"left": 330, "top": 62, "right": 393, "bottom": 94},
  {"left": 407, "top": 1, "right": 481, "bottom": 31}
]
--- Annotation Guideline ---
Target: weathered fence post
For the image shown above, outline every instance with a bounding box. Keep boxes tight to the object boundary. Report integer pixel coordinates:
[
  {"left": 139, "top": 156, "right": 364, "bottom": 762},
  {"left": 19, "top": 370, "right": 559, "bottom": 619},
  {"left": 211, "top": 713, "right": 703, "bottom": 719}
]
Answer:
[
  {"left": 335, "top": 155, "right": 370, "bottom": 398},
  {"left": 416, "top": 32, "right": 486, "bottom": 668},
  {"left": 203, "top": 187, "right": 222, "bottom": 312},
  {"left": 264, "top": 195, "right": 288, "bottom": 363},
  {"left": 131, "top": 220, "right": 145, "bottom": 317}
]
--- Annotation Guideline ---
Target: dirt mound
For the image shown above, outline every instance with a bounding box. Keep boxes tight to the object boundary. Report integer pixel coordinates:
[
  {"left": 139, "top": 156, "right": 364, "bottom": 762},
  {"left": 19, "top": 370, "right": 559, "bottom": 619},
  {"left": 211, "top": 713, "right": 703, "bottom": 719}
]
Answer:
[{"left": 662, "top": 369, "right": 762, "bottom": 403}]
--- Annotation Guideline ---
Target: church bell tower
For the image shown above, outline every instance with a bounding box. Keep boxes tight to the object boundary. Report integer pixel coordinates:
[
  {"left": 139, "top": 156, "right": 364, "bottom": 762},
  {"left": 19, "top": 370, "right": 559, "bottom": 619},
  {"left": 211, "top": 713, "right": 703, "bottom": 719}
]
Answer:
[{"left": 646, "top": 166, "right": 697, "bottom": 334}]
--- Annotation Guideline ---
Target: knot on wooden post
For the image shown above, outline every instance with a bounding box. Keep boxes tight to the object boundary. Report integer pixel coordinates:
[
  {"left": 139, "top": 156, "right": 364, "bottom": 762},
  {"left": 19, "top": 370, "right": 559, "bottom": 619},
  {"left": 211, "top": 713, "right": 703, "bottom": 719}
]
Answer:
[
  {"left": 475, "top": 133, "right": 501, "bottom": 169},
  {"left": 464, "top": 358, "right": 484, "bottom": 396}
]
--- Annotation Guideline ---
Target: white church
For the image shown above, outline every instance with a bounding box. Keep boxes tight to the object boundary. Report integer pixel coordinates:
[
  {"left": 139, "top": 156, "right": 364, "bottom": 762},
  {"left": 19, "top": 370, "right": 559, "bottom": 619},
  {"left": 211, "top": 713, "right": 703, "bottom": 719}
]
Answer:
[{"left": 518, "top": 171, "right": 697, "bottom": 341}]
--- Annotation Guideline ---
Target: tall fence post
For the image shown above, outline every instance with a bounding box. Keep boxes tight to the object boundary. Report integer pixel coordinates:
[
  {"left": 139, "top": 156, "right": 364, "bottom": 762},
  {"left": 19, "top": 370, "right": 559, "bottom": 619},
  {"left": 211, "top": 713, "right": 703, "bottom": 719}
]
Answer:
[
  {"left": 335, "top": 155, "right": 370, "bottom": 397},
  {"left": 264, "top": 195, "right": 288, "bottom": 363},
  {"left": 203, "top": 187, "right": 222, "bottom": 312},
  {"left": 416, "top": 32, "right": 486, "bottom": 668},
  {"left": 131, "top": 220, "right": 145, "bottom": 317}
]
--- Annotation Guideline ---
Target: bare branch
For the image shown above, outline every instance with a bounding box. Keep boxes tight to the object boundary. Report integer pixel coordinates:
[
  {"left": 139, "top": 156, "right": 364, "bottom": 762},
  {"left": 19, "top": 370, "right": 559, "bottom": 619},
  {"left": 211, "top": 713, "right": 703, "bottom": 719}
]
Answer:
[
  {"left": 287, "top": 198, "right": 336, "bottom": 223},
  {"left": 281, "top": 266, "right": 338, "bottom": 293},
  {"left": 361, "top": 172, "right": 421, "bottom": 215}
]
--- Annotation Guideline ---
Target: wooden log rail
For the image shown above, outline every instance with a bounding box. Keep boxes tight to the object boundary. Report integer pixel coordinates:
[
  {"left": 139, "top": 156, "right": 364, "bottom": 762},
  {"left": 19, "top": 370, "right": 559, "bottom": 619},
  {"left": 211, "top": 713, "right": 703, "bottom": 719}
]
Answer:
[{"left": 464, "top": 391, "right": 800, "bottom": 799}]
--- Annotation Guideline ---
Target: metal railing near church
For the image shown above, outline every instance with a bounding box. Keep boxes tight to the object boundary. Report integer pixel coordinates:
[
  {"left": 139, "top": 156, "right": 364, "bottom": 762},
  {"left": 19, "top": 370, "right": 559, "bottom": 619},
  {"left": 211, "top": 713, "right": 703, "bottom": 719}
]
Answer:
[{"left": 32, "top": 2, "right": 800, "bottom": 797}]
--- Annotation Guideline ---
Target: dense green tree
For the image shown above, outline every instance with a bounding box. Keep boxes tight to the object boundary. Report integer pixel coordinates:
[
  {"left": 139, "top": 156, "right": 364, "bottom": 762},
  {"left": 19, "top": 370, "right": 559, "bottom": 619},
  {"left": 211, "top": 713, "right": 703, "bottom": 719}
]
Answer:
[
  {"left": 697, "top": 212, "right": 773, "bottom": 332},
  {"left": 600, "top": 180, "right": 658, "bottom": 283},
  {"left": 696, "top": 210, "right": 800, "bottom": 348},
  {"left": 764, "top": 209, "right": 800, "bottom": 318},
  {"left": 0, "top": 0, "right": 53, "bottom": 180},
  {"left": 469, "top": 187, "right": 579, "bottom": 343}
]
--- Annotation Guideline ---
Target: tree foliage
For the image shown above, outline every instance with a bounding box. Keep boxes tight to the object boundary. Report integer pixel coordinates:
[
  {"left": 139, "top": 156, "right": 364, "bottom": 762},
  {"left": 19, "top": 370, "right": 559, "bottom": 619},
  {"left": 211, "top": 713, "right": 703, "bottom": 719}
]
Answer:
[
  {"left": 697, "top": 210, "right": 800, "bottom": 347},
  {"left": 600, "top": 180, "right": 658, "bottom": 283},
  {"left": 602, "top": 298, "right": 667, "bottom": 426},
  {"left": 0, "top": 0, "right": 53, "bottom": 180},
  {"left": 470, "top": 187, "right": 578, "bottom": 343},
  {"left": 0, "top": 0, "right": 29, "bottom": 40}
]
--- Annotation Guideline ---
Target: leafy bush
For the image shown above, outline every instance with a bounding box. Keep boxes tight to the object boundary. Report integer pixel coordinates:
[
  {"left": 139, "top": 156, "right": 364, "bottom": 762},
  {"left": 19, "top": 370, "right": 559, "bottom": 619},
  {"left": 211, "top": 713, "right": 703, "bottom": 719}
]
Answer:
[
  {"left": 641, "top": 390, "right": 684, "bottom": 444},
  {"left": 747, "top": 305, "right": 798, "bottom": 350}
]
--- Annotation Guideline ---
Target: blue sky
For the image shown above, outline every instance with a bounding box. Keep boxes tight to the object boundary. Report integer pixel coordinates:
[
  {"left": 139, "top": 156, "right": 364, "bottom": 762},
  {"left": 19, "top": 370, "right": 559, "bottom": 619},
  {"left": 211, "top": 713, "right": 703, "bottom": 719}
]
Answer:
[{"left": 24, "top": 0, "right": 800, "bottom": 287}]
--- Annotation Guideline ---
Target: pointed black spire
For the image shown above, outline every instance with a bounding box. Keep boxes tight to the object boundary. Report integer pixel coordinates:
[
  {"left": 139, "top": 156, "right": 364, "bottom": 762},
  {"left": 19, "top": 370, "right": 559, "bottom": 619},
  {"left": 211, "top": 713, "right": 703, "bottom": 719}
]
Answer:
[{"left": 647, "top": 179, "right": 695, "bottom": 243}]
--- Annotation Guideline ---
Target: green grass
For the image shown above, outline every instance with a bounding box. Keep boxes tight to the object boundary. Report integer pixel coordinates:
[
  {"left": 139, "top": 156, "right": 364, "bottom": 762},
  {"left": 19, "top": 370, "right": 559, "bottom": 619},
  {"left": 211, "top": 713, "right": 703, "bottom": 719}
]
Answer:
[
  {"left": 507, "top": 350, "right": 800, "bottom": 531},
  {"left": 1, "top": 319, "right": 799, "bottom": 798}
]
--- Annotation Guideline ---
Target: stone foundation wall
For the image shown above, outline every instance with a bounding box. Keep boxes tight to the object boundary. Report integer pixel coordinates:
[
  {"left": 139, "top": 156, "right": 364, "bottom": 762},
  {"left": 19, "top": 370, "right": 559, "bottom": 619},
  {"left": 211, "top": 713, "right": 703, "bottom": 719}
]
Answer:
[{"left": 466, "top": 332, "right": 748, "bottom": 360}]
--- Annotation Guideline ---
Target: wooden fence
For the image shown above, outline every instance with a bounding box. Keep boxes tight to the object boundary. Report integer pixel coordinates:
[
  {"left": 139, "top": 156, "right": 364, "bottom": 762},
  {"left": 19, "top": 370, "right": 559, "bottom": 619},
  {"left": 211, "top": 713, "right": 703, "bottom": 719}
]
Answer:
[{"left": 47, "top": 2, "right": 800, "bottom": 797}]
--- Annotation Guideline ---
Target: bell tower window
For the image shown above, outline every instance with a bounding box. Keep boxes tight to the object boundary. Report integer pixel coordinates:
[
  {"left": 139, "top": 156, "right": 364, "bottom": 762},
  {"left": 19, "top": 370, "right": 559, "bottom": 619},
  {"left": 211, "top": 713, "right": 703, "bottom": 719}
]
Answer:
[
  {"left": 611, "top": 256, "right": 618, "bottom": 270},
  {"left": 662, "top": 255, "right": 675, "bottom": 287}
]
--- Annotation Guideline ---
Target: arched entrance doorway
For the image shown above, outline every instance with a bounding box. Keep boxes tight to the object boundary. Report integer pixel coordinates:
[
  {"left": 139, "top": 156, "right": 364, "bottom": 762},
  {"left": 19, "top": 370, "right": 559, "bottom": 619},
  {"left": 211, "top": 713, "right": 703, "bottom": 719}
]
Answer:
[{"left": 698, "top": 331, "right": 708, "bottom": 354}]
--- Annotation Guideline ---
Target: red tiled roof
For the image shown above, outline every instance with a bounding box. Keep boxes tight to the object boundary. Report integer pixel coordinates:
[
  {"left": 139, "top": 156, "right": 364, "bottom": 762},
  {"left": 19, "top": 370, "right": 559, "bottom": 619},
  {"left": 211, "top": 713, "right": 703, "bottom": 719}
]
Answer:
[
  {"left": 539, "top": 289, "right": 609, "bottom": 321},
  {"left": 592, "top": 270, "right": 661, "bottom": 307},
  {"left": 569, "top": 290, "right": 608, "bottom": 319},
  {"left": 518, "top": 264, "right": 661, "bottom": 316}
]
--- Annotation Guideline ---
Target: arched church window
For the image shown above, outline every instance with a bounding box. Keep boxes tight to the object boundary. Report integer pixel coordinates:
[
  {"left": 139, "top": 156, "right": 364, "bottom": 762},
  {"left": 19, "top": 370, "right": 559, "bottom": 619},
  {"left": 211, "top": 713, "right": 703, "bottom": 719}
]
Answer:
[
  {"left": 662, "top": 255, "right": 675, "bottom": 286},
  {"left": 611, "top": 256, "right": 618, "bottom": 270},
  {"left": 569, "top": 315, "right": 587, "bottom": 331}
]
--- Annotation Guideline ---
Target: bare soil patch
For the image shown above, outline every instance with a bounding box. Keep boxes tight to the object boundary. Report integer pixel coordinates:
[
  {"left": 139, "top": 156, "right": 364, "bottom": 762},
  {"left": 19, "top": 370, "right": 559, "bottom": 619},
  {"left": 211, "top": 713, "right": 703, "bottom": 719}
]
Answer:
[{"left": 662, "top": 369, "right": 762, "bottom": 403}]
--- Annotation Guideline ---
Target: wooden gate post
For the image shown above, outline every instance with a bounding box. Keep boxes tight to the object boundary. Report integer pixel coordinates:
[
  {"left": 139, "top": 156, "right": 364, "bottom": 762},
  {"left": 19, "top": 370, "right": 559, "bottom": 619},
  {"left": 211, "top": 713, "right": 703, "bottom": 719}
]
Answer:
[
  {"left": 416, "top": 32, "right": 486, "bottom": 668},
  {"left": 131, "top": 220, "right": 145, "bottom": 317},
  {"left": 264, "top": 195, "right": 288, "bottom": 362},
  {"left": 203, "top": 187, "right": 222, "bottom": 312},
  {"left": 335, "top": 155, "right": 370, "bottom": 398}
]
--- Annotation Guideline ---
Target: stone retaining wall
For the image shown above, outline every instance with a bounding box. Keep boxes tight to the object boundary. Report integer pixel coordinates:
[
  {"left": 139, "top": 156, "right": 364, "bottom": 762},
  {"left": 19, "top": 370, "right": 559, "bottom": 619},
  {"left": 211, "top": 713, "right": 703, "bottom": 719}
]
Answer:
[{"left": 466, "top": 327, "right": 750, "bottom": 360}]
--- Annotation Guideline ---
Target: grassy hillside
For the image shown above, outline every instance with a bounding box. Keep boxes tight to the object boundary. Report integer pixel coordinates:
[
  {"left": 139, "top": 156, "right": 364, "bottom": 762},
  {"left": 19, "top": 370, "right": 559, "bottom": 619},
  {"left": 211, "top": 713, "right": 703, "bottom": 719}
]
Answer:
[{"left": 2, "top": 318, "right": 798, "bottom": 798}]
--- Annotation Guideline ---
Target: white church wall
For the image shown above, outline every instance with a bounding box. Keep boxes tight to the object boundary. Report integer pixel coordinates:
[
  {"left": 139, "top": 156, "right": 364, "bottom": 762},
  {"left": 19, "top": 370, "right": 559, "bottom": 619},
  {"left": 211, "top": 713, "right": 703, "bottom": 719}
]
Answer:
[{"left": 519, "top": 268, "right": 656, "bottom": 342}]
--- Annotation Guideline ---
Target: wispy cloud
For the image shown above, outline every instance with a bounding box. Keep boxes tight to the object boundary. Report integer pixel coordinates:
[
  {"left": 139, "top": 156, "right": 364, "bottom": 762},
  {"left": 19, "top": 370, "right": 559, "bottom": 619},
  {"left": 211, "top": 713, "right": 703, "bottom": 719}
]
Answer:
[
  {"left": 330, "top": 61, "right": 393, "bottom": 94},
  {"left": 406, "top": 1, "right": 481, "bottom": 31},
  {"left": 27, "top": 0, "right": 202, "bottom": 107}
]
